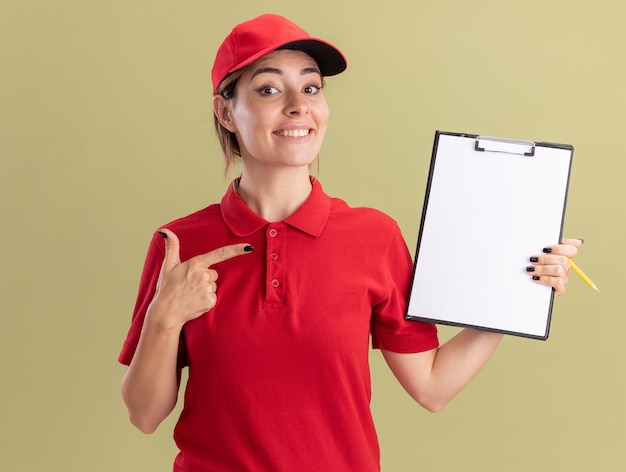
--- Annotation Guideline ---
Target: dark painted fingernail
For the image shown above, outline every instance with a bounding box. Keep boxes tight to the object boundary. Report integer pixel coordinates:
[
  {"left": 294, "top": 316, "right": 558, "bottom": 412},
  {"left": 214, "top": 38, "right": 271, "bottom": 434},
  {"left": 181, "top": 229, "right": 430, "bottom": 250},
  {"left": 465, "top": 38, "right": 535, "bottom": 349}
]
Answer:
[
  {"left": 158, "top": 231, "right": 168, "bottom": 239},
  {"left": 532, "top": 275, "right": 541, "bottom": 281},
  {"left": 244, "top": 245, "right": 254, "bottom": 252},
  {"left": 542, "top": 247, "right": 552, "bottom": 253},
  {"left": 530, "top": 256, "right": 539, "bottom": 262},
  {"left": 578, "top": 238, "right": 585, "bottom": 244},
  {"left": 526, "top": 266, "right": 535, "bottom": 272}
]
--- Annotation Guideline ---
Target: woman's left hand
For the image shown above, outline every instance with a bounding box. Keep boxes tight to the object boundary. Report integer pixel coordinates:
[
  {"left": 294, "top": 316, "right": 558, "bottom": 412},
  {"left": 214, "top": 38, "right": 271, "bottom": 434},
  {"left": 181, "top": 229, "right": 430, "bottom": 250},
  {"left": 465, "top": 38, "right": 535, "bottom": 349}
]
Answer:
[{"left": 527, "top": 238, "right": 583, "bottom": 296}]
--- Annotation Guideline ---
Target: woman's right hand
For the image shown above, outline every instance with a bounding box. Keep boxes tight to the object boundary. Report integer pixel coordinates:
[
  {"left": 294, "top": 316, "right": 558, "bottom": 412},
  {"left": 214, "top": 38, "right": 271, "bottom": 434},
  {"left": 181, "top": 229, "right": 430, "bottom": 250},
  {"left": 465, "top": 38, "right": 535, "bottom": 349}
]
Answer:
[{"left": 148, "top": 228, "right": 253, "bottom": 329}]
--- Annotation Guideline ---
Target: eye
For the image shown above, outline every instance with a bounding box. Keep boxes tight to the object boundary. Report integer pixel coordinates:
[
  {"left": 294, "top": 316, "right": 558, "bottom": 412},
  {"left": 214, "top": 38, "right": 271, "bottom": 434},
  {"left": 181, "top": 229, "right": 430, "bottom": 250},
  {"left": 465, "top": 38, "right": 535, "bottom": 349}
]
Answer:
[
  {"left": 257, "top": 86, "right": 279, "bottom": 96},
  {"left": 303, "top": 84, "right": 322, "bottom": 94}
]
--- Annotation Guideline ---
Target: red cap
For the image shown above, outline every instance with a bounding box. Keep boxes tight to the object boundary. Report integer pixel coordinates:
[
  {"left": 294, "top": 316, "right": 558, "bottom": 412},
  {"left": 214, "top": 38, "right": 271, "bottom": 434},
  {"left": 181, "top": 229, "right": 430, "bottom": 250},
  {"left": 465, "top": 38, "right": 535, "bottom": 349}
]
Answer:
[{"left": 211, "top": 14, "right": 347, "bottom": 94}]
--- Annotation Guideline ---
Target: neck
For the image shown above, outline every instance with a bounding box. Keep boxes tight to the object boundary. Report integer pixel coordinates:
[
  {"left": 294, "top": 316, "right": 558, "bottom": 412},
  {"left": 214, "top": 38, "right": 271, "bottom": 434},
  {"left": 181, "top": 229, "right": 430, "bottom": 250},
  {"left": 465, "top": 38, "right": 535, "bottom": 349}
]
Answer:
[{"left": 237, "top": 167, "right": 313, "bottom": 222}]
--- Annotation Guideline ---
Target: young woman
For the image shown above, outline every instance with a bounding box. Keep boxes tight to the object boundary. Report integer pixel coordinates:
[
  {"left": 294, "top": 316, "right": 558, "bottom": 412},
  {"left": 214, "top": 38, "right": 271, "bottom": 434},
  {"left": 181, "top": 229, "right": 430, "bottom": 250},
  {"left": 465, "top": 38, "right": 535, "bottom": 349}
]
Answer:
[{"left": 119, "top": 14, "right": 581, "bottom": 471}]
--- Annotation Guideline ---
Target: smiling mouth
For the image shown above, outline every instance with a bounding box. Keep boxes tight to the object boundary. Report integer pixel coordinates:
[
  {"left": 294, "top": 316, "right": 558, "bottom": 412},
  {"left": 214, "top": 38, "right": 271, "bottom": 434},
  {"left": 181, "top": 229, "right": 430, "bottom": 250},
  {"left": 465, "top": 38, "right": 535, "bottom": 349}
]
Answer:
[{"left": 275, "top": 129, "right": 311, "bottom": 138}]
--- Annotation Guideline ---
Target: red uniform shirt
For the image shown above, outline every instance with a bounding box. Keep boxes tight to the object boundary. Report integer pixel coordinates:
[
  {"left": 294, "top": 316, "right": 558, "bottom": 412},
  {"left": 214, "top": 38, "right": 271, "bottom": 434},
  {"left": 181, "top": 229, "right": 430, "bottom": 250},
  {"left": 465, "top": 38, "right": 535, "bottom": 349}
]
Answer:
[{"left": 119, "top": 178, "right": 438, "bottom": 471}]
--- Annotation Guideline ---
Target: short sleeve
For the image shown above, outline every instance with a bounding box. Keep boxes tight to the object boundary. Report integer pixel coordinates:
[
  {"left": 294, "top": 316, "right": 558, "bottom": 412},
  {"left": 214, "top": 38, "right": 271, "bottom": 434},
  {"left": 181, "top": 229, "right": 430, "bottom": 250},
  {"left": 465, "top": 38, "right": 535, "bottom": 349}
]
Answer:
[
  {"left": 371, "top": 224, "right": 439, "bottom": 353},
  {"left": 117, "top": 232, "right": 188, "bottom": 367}
]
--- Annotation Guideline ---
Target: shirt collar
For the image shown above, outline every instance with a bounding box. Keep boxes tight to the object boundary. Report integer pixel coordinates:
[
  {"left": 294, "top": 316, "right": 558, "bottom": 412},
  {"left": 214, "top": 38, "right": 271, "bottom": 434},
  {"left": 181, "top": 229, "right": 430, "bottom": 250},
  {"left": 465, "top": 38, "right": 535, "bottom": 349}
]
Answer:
[{"left": 221, "top": 176, "right": 331, "bottom": 238}]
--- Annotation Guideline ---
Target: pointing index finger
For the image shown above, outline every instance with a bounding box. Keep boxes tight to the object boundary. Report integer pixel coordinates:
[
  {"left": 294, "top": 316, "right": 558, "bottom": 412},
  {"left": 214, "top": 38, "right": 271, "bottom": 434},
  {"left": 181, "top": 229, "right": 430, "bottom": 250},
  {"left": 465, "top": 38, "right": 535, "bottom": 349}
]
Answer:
[{"left": 191, "top": 244, "right": 254, "bottom": 268}]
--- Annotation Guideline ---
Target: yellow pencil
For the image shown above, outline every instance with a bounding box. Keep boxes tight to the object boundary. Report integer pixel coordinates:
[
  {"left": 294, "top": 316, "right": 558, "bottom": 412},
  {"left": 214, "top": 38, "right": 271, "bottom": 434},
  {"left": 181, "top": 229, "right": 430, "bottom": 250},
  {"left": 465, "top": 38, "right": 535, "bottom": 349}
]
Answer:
[{"left": 569, "top": 258, "right": 600, "bottom": 293}]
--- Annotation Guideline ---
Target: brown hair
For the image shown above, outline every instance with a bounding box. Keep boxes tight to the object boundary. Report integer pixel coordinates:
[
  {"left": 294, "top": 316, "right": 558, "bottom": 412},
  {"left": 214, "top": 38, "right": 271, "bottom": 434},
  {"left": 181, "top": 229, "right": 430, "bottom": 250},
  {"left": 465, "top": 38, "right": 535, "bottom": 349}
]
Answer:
[{"left": 213, "top": 68, "right": 246, "bottom": 178}]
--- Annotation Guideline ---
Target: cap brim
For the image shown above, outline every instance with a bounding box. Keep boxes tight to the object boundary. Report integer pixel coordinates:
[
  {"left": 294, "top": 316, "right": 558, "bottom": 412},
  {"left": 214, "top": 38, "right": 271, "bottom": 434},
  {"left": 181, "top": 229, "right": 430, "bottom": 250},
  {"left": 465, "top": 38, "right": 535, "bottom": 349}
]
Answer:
[
  {"left": 279, "top": 39, "right": 347, "bottom": 76},
  {"left": 227, "top": 38, "right": 347, "bottom": 78}
]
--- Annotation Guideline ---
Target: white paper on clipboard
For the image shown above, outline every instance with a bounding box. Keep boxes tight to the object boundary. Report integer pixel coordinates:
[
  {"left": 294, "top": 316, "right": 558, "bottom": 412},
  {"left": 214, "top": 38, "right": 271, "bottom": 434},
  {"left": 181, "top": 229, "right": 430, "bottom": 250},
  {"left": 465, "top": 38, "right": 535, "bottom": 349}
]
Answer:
[{"left": 405, "top": 131, "right": 573, "bottom": 340}]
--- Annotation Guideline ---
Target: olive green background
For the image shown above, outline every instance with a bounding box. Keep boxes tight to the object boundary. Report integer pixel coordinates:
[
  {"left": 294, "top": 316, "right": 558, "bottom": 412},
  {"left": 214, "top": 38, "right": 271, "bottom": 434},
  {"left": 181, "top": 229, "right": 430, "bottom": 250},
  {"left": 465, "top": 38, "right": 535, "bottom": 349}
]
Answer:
[{"left": 1, "top": 1, "right": 623, "bottom": 470}]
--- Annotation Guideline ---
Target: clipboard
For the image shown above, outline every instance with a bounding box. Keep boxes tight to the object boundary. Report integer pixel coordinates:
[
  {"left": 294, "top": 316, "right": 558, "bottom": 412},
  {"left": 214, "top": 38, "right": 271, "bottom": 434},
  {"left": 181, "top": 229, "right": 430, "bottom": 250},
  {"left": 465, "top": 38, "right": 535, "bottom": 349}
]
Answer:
[{"left": 405, "top": 131, "right": 573, "bottom": 340}]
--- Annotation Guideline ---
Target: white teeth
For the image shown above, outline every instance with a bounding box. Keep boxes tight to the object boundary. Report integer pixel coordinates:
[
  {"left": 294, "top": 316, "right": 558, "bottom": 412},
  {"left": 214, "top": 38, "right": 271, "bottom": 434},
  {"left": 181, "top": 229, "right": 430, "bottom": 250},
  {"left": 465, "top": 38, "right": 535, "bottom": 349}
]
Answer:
[{"left": 277, "top": 129, "right": 309, "bottom": 137}]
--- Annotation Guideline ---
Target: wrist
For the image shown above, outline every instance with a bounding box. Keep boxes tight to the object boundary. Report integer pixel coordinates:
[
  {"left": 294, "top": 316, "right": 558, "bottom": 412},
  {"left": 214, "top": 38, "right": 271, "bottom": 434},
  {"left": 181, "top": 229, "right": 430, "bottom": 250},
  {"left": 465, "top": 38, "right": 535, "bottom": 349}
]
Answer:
[{"left": 144, "top": 300, "right": 185, "bottom": 334}]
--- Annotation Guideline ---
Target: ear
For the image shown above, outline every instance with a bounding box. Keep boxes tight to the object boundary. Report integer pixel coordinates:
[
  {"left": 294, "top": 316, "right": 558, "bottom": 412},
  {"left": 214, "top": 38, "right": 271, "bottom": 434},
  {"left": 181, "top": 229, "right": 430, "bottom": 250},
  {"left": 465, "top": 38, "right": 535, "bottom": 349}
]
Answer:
[{"left": 213, "top": 95, "right": 237, "bottom": 133}]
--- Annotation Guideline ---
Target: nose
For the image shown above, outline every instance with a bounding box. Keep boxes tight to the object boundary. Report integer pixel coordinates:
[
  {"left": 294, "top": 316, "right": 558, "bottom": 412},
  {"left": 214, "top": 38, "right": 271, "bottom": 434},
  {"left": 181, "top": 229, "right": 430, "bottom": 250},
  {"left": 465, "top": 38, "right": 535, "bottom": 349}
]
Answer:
[{"left": 284, "top": 90, "right": 308, "bottom": 116}]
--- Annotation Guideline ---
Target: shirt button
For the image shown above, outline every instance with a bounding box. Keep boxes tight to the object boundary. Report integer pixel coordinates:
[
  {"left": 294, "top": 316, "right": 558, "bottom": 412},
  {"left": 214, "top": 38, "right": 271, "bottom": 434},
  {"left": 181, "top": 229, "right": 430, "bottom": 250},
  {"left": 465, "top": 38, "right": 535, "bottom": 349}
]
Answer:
[
  {"left": 268, "top": 228, "right": 278, "bottom": 237},
  {"left": 271, "top": 279, "right": 280, "bottom": 288},
  {"left": 270, "top": 252, "right": 279, "bottom": 261}
]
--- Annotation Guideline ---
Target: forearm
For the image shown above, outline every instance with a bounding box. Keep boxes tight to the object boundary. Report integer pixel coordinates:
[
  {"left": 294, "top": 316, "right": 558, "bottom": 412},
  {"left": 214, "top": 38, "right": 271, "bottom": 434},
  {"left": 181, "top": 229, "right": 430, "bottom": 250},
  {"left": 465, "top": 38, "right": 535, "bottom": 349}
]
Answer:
[{"left": 121, "top": 306, "right": 183, "bottom": 434}]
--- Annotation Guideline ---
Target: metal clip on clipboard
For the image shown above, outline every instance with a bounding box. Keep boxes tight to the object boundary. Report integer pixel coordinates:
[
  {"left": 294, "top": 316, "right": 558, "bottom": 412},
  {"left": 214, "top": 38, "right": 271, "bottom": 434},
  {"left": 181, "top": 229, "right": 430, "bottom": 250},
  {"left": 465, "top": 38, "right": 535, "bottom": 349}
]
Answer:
[{"left": 475, "top": 136, "right": 536, "bottom": 157}]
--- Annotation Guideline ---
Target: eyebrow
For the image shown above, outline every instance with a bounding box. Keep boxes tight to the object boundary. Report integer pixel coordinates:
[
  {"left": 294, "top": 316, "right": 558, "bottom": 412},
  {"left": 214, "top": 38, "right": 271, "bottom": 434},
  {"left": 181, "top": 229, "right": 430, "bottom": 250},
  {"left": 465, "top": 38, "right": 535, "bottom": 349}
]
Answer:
[{"left": 249, "top": 66, "right": 322, "bottom": 81}]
